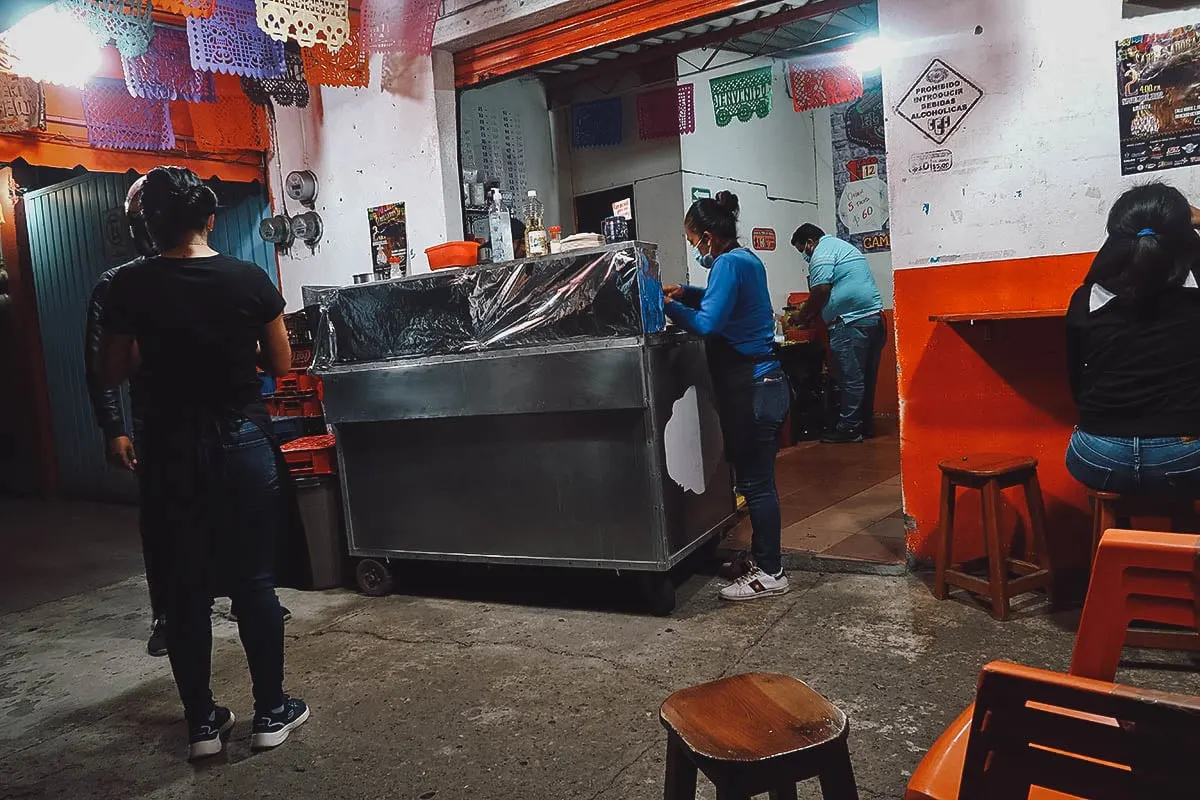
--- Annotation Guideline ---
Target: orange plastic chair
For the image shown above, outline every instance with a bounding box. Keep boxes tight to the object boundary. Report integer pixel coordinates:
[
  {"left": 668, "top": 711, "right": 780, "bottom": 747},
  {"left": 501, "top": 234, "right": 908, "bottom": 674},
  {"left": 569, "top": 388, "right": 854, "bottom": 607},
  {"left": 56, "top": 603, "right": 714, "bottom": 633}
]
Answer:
[
  {"left": 1071, "top": 528, "right": 1200, "bottom": 678},
  {"left": 909, "top": 661, "right": 1200, "bottom": 799},
  {"left": 906, "top": 529, "right": 1200, "bottom": 799}
]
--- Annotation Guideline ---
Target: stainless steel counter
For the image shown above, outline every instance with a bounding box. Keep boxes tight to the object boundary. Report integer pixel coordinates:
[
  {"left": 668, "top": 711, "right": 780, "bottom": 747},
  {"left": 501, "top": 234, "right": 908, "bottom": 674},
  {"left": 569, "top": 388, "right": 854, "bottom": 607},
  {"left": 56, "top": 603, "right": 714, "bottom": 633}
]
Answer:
[{"left": 311, "top": 243, "right": 734, "bottom": 611}]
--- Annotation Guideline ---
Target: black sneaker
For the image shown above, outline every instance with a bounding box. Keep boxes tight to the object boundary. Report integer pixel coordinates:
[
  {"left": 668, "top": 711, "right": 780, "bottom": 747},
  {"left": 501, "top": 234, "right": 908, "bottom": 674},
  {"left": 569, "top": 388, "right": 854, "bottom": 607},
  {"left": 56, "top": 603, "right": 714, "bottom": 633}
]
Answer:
[
  {"left": 822, "top": 429, "right": 864, "bottom": 444},
  {"left": 251, "top": 697, "right": 310, "bottom": 751},
  {"left": 147, "top": 618, "right": 168, "bottom": 657},
  {"left": 189, "top": 706, "right": 235, "bottom": 761}
]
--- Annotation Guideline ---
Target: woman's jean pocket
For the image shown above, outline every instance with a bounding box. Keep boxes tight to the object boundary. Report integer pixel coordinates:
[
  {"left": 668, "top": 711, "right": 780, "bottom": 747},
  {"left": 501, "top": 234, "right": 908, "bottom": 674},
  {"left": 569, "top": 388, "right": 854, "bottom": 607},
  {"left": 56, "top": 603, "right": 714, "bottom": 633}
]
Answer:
[
  {"left": 1067, "top": 429, "right": 1200, "bottom": 497},
  {"left": 1066, "top": 432, "right": 1125, "bottom": 493}
]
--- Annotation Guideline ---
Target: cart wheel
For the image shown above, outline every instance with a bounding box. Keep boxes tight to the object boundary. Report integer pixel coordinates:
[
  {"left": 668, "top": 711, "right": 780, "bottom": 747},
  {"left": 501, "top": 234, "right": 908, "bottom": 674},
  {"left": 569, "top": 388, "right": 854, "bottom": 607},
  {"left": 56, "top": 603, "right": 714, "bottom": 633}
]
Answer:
[
  {"left": 355, "top": 558, "right": 394, "bottom": 597},
  {"left": 639, "top": 573, "right": 676, "bottom": 617}
]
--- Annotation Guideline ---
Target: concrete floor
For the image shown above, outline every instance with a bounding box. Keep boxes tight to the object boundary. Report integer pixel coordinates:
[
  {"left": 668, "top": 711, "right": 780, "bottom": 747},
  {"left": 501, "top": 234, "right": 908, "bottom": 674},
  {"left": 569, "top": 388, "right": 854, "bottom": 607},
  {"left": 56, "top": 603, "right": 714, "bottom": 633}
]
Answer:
[{"left": 3, "top": 499, "right": 1200, "bottom": 799}]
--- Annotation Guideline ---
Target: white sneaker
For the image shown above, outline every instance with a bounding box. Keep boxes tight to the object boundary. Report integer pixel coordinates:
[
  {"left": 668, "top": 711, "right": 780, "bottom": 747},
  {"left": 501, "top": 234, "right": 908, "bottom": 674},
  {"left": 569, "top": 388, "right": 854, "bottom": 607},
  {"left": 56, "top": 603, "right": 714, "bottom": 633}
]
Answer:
[{"left": 719, "top": 567, "right": 791, "bottom": 601}]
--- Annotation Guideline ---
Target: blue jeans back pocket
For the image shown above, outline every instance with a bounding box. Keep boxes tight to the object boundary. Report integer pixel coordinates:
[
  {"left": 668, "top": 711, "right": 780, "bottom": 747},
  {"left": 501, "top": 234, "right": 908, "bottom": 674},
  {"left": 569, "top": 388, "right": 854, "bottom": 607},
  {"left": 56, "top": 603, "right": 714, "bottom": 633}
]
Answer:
[{"left": 1065, "top": 436, "right": 1115, "bottom": 492}]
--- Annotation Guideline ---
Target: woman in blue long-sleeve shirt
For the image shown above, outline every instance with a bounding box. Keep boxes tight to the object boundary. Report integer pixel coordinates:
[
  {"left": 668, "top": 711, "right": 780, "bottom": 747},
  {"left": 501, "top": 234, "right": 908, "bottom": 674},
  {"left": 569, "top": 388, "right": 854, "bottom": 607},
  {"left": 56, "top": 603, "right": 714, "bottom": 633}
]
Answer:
[{"left": 664, "top": 191, "right": 791, "bottom": 601}]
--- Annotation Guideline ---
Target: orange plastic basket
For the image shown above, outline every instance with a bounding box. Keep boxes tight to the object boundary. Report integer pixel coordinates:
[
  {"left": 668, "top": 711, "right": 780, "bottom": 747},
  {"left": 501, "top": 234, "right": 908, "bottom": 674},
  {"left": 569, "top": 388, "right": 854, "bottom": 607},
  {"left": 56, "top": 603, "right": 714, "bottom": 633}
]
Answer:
[{"left": 425, "top": 240, "right": 480, "bottom": 270}]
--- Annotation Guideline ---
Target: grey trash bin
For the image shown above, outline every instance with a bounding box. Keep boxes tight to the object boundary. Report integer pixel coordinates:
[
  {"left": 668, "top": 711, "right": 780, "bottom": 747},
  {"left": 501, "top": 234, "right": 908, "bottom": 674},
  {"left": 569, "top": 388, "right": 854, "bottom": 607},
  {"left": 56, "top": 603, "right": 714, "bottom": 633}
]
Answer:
[{"left": 294, "top": 475, "right": 346, "bottom": 590}]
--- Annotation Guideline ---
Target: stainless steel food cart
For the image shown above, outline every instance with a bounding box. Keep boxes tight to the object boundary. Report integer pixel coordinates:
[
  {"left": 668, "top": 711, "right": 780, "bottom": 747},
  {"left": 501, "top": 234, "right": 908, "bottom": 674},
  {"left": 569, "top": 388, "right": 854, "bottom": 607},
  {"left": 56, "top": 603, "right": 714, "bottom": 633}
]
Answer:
[{"left": 311, "top": 242, "right": 735, "bottom": 612}]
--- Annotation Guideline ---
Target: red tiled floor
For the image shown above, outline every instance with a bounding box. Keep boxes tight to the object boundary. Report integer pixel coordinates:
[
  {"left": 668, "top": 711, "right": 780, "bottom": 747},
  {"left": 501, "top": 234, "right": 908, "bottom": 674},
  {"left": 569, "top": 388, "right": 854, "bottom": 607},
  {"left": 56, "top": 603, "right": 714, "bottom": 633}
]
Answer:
[
  {"left": 822, "top": 532, "right": 906, "bottom": 564},
  {"left": 728, "top": 417, "right": 905, "bottom": 566}
]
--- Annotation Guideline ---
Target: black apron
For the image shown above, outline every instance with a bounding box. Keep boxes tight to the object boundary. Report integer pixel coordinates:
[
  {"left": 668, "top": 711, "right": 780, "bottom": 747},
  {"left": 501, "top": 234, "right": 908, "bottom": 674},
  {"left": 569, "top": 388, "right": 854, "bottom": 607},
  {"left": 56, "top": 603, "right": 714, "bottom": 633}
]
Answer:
[{"left": 706, "top": 335, "right": 783, "bottom": 463}]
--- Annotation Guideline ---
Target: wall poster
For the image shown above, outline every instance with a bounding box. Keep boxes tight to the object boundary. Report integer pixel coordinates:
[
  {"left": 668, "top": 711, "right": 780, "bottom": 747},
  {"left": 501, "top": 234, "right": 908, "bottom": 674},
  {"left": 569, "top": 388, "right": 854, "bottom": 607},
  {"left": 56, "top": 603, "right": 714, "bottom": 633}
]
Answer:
[
  {"left": 831, "top": 74, "right": 890, "bottom": 253},
  {"left": 1117, "top": 25, "right": 1200, "bottom": 176},
  {"left": 895, "top": 58, "right": 982, "bottom": 146},
  {"left": 367, "top": 202, "right": 407, "bottom": 280}
]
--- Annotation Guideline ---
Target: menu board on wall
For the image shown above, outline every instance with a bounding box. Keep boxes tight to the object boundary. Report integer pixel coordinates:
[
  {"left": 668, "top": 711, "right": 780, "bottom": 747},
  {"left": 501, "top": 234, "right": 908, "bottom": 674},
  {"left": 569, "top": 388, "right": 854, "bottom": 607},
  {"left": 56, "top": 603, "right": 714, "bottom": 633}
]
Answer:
[
  {"left": 1117, "top": 25, "right": 1200, "bottom": 176},
  {"left": 831, "top": 75, "right": 890, "bottom": 253}
]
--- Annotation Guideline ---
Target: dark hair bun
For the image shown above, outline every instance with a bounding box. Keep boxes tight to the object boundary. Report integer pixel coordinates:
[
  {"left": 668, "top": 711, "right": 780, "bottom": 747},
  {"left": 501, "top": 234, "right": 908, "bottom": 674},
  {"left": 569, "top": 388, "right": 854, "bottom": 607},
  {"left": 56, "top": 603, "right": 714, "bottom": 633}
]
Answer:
[
  {"left": 684, "top": 192, "right": 740, "bottom": 242},
  {"left": 714, "top": 190, "right": 740, "bottom": 218},
  {"left": 139, "top": 166, "right": 218, "bottom": 251},
  {"left": 187, "top": 184, "right": 219, "bottom": 217}
]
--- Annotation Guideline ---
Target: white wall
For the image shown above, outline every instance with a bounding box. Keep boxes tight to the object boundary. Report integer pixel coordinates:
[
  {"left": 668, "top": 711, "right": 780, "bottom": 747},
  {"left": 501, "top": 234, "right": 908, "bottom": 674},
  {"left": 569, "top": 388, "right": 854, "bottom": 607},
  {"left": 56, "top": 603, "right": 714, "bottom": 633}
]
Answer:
[
  {"left": 269, "top": 52, "right": 461, "bottom": 309},
  {"left": 552, "top": 76, "right": 687, "bottom": 283},
  {"left": 878, "top": 0, "right": 1200, "bottom": 271},
  {"left": 679, "top": 52, "right": 821, "bottom": 310},
  {"left": 636, "top": 172, "right": 689, "bottom": 286}
]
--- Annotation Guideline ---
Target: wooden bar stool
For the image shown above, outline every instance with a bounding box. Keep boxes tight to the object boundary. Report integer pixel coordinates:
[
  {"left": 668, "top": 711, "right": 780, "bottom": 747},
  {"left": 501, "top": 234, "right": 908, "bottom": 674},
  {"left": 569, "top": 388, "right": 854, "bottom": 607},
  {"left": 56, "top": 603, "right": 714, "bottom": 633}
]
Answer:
[
  {"left": 660, "top": 673, "right": 858, "bottom": 800},
  {"left": 934, "top": 454, "right": 1054, "bottom": 620},
  {"left": 1086, "top": 488, "right": 1196, "bottom": 562}
]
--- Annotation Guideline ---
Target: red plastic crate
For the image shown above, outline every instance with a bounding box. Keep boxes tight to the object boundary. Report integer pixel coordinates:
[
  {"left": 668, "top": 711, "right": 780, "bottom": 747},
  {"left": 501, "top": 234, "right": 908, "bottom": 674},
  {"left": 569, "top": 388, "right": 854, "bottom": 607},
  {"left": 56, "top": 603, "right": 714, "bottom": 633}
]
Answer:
[
  {"left": 281, "top": 433, "right": 337, "bottom": 476},
  {"left": 274, "top": 371, "right": 321, "bottom": 396},
  {"left": 291, "top": 345, "right": 314, "bottom": 370},
  {"left": 265, "top": 391, "right": 323, "bottom": 418}
]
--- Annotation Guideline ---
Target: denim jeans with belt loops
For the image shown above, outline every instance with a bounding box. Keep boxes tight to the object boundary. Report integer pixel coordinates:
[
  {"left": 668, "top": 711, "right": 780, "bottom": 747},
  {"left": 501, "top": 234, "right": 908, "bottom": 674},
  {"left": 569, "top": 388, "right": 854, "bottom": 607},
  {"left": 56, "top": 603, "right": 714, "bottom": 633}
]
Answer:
[{"left": 1066, "top": 428, "right": 1200, "bottom": 497}]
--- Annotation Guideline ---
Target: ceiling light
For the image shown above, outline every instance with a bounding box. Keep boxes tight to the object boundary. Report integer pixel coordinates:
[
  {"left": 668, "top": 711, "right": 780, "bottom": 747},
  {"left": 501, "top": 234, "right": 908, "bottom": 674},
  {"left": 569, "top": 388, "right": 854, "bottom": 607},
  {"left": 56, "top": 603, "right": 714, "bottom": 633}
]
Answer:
[
  {"left": 846, "top": 36, "right": 893, "bottom": 75},
  {"left": 1, "top": 3, "right": 103, "bottom": 88}
]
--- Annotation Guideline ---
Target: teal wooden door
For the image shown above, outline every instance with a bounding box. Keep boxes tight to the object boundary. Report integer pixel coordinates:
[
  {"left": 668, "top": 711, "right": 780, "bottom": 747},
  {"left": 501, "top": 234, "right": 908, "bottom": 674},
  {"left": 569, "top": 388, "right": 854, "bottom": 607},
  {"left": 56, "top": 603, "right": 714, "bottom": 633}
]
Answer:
[{"left": 24, "top": 173, "right": 275, "bottom": 501}]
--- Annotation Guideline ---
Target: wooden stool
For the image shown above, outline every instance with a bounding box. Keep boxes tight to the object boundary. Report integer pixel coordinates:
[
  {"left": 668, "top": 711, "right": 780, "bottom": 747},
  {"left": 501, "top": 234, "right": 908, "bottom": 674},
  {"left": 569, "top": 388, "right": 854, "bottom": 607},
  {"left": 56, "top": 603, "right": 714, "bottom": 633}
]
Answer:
[
  {"left": 934, "top": 453, "right": 1055, "bottom": 620},
  {"left": 660, "top": 673, "right": 858, "bottom": 800},
  {"left": 1086, "top": 488, "right": 1196, "bottom": 562}
]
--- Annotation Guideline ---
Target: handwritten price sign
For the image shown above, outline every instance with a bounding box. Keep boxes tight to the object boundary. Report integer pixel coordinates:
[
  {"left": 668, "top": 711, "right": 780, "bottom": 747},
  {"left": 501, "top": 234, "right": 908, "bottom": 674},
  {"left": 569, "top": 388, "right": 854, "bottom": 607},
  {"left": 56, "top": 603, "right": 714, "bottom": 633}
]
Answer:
[{"left": 837, "top": 177, "right": 889, "bottom": 236}]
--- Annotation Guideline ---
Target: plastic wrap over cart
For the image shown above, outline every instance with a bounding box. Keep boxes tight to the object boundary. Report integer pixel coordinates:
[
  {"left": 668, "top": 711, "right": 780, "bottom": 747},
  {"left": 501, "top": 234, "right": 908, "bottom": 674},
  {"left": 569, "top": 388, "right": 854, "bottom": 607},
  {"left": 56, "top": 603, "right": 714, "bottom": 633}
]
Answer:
[{"left": 310, "top": 242, "right": 735, "bottom": 613}]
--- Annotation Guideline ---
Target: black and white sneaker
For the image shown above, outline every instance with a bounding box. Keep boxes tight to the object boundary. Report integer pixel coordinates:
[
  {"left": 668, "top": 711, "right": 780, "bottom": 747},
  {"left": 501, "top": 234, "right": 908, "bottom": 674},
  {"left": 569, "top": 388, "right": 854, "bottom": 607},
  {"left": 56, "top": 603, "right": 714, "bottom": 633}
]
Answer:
[
  {"left": 188, "top": 706, "right": 235, "bottom": 761},
  {"left": 251, "top": 697, "right": 310, "bottom": 751},
  {"left": 719, "top": 566, "right": 791, "bottom": 601}
]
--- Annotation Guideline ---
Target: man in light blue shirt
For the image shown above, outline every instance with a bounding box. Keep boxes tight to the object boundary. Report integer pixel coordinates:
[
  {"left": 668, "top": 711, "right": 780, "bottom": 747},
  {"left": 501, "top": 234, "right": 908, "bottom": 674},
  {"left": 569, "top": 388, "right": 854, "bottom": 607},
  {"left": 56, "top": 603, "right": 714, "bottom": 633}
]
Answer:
[{"left": 790, "top": 224, "right": 885, "bottom": 443}]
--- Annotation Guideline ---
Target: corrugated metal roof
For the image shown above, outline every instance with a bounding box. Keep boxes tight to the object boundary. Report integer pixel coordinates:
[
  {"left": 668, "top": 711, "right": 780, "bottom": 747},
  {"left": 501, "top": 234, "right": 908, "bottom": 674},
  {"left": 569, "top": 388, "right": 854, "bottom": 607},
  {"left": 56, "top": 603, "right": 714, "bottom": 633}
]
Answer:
[{"left": 533, "top": 0, "right": 876, "bottom": 79}]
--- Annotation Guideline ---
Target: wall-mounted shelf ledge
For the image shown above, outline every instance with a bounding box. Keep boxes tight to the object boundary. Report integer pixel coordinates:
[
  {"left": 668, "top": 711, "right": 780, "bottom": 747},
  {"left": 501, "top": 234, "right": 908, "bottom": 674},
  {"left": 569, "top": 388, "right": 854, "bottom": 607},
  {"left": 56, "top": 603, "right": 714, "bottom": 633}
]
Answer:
[{"left": 929, "top": 309, "right": 1068, "bottom": 324}]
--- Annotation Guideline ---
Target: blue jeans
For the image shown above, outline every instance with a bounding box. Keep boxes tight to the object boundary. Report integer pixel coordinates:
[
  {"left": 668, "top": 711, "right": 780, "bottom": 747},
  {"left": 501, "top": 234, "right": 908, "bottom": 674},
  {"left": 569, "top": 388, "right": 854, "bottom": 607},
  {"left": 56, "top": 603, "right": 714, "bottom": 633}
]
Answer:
[
  {"left": 729, "top": 369, "right": 791, "bottom": 575},
  {"left": 1066, "top": 428, "right": 1200, "bottom": 497},
  {"left": 827, "top": 314, "right": 886, "bottom": 435},
  {"left": 155, "top": 419, "right": 287, "bottom": 723}
]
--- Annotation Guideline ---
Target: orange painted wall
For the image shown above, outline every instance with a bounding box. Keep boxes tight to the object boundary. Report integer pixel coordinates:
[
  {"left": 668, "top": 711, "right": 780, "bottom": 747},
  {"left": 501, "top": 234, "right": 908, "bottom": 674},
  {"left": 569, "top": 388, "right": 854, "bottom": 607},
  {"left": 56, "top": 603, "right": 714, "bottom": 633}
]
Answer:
[{"left": 895, "top": 254, "right": 1095, "bottom": 569}]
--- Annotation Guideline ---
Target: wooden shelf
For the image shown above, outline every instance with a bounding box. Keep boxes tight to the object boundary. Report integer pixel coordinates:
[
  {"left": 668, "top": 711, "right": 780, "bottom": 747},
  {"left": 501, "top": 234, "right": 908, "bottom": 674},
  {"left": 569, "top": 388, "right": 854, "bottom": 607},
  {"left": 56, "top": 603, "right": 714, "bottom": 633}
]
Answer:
[{"left": 930, "top": 309, "right": 1067, "bottom": 324}]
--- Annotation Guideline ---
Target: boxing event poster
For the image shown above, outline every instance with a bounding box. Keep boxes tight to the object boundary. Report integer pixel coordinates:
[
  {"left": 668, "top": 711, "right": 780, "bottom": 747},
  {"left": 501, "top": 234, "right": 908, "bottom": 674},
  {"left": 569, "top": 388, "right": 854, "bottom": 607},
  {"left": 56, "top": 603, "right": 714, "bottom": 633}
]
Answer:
[{"left": 1117, "top": 24, "right": 1200, "bottom": 176}]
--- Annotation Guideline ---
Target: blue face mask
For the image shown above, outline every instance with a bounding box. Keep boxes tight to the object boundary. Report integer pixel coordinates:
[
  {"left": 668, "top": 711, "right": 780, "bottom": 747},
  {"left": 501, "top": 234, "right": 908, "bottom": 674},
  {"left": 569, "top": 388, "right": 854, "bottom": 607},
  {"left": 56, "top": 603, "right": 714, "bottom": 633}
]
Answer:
[
  {"left": 693, "top": 236, "right": 715, "bottom": 269},
  {"left": 802, "top": 249, "right": 812, "bottom": 264}
]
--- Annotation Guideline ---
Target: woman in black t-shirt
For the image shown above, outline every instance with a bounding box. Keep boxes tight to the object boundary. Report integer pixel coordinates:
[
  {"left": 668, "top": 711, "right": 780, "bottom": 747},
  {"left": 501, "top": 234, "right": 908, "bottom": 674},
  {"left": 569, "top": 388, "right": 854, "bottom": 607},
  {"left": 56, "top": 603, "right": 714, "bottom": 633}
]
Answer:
[
  {"left": 96, "top": 167, "right": 309, "bottom": 760},
  {"left": 1066, "top": 182, "right": 1200, "bottom": 497}
]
